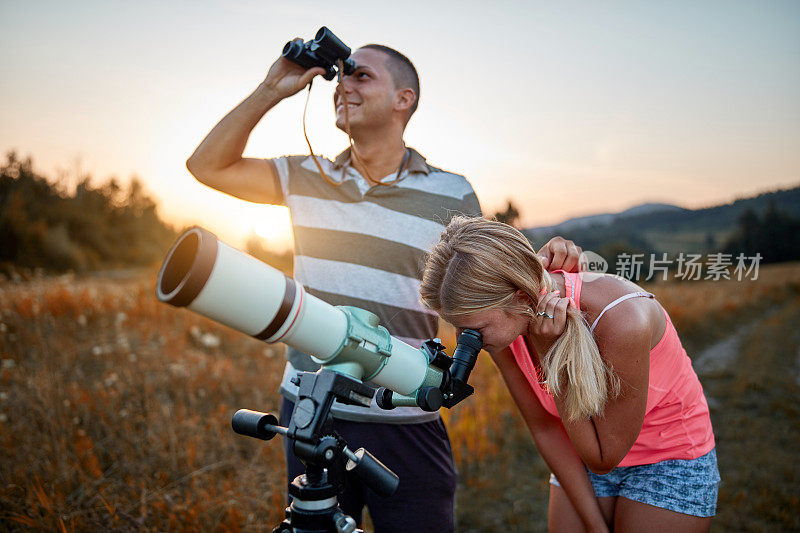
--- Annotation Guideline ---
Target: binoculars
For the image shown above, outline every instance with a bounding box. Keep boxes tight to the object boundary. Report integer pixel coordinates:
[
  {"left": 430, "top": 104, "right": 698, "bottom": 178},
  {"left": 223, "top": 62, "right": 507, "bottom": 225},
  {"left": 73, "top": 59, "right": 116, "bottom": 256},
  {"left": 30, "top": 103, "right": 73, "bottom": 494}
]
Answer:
[{"left": 282, "top": 27, "right": 356, "bottom": 81}]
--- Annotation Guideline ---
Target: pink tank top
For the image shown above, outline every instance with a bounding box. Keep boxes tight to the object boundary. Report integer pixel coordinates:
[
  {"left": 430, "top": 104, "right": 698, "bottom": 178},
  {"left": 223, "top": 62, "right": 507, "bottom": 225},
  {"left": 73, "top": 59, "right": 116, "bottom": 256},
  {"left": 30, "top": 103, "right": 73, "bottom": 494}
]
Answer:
[{"left": 510, "top": 271, "right": 715, "bottom": 466}]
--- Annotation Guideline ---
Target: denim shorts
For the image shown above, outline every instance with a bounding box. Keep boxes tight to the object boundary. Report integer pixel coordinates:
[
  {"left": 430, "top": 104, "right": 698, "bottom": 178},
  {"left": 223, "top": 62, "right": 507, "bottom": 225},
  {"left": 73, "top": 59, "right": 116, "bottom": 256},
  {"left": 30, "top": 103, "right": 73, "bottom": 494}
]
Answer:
[{"left": 549, "top": 448, "right": 720, "bottom": 517}]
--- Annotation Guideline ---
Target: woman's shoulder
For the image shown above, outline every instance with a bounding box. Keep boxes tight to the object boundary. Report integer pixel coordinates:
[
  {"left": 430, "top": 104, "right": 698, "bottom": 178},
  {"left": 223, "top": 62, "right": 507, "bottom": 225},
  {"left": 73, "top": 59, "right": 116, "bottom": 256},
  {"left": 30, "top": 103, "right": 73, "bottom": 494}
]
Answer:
[
  {"left": 579, "top": 273, "right": 641, "bottom": 315},
  {"left": 579, "top": 273, "right": 664, "bottom": 347}
]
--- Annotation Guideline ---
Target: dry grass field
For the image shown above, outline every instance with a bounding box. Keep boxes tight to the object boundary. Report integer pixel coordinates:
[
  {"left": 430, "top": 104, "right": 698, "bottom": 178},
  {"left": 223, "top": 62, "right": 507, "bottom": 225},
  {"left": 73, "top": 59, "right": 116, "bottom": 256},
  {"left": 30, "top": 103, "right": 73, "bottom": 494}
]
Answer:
[{"left": 2, "top": 263, "right": 799, "bottom": 531}]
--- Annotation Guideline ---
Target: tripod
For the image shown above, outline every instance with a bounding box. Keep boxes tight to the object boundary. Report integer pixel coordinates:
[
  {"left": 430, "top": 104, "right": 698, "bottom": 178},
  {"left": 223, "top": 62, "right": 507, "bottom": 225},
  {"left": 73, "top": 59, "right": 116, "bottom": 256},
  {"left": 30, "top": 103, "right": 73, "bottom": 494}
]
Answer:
[{"left": 232, "top": 369, "right": 399, "bottom": 533}]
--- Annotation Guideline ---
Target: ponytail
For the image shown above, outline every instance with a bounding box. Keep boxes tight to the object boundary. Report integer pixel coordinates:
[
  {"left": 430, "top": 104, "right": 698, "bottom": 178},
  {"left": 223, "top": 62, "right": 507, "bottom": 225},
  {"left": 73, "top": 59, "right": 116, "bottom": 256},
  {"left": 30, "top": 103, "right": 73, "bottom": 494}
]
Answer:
[{"left": 541, "top": 307, "right": 619, "bottom": 421}]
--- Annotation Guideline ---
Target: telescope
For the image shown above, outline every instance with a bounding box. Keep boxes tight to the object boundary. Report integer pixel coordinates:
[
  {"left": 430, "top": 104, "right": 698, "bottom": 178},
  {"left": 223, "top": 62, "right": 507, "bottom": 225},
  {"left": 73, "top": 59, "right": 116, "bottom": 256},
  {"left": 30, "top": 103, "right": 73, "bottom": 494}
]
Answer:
[
  {"left": 156, "top": 226, "right": 481, "bottom": 410},
  {"left": 155, "top": 227, "right": 482, "bottom": 532}
]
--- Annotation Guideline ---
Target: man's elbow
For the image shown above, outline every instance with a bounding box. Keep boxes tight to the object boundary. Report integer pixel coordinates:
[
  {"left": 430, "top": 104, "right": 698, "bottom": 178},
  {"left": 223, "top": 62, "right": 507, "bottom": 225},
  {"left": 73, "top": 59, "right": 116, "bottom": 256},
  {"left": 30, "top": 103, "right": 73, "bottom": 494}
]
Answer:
[
  {"left": 186, "top": 155, "right": 210, "bottom": 184},
  {"left": 186, "top": 153, "right": 199, "bottom": 175}
]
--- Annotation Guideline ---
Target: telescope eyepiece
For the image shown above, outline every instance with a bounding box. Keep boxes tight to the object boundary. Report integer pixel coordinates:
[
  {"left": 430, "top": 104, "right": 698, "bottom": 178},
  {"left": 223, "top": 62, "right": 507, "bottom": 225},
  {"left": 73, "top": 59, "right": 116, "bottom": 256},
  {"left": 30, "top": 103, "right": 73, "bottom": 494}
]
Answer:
[{"left": 450, "top": 329, "right": 482, "bottom": 384}]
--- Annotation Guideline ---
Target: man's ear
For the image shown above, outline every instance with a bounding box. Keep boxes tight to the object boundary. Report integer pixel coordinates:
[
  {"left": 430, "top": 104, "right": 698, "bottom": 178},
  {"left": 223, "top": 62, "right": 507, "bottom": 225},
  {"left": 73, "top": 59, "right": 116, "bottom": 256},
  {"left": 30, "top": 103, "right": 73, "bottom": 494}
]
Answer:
[{"left": 394, "top": 87, "right": 416, "bottom": 114}]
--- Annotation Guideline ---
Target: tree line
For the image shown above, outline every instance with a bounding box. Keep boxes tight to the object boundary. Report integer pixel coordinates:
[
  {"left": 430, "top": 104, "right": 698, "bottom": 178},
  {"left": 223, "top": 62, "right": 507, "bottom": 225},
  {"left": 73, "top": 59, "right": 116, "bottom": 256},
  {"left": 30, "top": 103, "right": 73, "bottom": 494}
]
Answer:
[
  {"left": 0, "top": 152, "right": 177, "bottom": 274},
  {"left": 724, "top": 204, "right": 800, "bottom": 263},
  {"left": 2, "top": 150, "right": 796, "bottom": 277},
  {"left": 505, "top": 197, "right": 800, "bottom": 269}
]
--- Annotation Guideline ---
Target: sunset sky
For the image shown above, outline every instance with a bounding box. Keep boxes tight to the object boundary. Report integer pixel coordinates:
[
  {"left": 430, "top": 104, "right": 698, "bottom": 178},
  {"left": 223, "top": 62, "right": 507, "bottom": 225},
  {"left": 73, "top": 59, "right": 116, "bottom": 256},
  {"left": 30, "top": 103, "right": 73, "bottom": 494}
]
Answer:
[{"left": 2, "top": 1, "right": 799, "bottom": 251}]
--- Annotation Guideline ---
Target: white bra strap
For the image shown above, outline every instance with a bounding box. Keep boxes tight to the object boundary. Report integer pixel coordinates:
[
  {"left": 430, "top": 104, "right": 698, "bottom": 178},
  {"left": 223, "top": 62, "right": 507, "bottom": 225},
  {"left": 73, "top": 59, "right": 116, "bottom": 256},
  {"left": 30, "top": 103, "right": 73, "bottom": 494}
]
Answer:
[{"left": 590, "top": 292, "right": 655, "bottom": 333}]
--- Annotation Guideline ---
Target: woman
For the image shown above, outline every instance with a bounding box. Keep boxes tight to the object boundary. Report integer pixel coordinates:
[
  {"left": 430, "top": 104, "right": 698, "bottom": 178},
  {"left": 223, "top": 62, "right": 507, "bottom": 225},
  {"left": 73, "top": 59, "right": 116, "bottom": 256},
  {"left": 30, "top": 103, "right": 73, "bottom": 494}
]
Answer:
[{"left": 420, "top": 217, "right": 719, "bottom": 532}]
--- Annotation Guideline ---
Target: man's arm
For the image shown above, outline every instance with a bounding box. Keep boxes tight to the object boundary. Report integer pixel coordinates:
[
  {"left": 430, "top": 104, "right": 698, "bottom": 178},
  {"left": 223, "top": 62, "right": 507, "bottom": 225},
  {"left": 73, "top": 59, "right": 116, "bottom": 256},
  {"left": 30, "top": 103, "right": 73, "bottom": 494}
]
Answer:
[
  {"left": 537, "top": 236, "right": 582, "bottom": 272},
  {"left": 186, "top": 50, "right": 324, "bottom": 205}
]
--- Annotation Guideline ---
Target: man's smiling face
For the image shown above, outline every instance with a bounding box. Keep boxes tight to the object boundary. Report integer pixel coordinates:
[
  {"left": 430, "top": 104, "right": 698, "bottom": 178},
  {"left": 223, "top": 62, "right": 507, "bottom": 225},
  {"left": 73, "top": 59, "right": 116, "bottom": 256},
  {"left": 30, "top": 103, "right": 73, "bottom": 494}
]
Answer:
[{"left": 334, "top": 48, "right": 397, "bottom": 132}]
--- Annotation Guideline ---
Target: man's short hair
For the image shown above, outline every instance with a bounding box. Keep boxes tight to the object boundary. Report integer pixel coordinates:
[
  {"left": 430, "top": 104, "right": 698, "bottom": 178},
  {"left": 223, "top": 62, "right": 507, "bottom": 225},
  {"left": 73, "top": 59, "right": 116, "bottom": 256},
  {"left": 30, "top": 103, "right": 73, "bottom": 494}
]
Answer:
[{"left": 360, "top": 44, "right": 420, "bottom": 120}]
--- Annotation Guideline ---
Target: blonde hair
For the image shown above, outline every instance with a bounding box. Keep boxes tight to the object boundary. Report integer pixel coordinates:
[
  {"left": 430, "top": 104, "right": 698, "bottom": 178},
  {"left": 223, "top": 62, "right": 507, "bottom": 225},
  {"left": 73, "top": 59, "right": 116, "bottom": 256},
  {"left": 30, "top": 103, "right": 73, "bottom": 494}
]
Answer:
[{"left": 420, "top": 216, "right": 619, "bottom": 421}]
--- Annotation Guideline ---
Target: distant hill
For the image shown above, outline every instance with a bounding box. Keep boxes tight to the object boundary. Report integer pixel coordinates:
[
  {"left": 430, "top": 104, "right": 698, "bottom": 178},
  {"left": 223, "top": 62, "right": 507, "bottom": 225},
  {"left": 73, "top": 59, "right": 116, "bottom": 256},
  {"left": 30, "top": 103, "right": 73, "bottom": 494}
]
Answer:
[
  {"left": 531, "top": 202, "right": 686, "bottom": 234},
  {"left": 524, "top": 184, "right": 800, "bottom": 259}
]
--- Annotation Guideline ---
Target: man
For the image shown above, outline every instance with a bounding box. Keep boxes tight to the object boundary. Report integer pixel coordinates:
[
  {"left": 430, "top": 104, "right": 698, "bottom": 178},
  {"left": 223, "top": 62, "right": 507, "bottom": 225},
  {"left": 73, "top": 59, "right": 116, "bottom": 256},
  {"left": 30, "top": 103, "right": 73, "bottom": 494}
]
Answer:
[{"left": 187, "top": 41, "right": 582, "bottom": 532}]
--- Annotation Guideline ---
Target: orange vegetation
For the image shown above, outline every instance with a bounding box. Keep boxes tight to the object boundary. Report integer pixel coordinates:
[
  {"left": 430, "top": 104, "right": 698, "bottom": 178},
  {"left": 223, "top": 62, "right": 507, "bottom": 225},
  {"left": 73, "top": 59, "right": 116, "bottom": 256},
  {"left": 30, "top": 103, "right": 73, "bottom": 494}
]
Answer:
[{"left": 1, "top": 263, "right": 799, "bottom": 531}]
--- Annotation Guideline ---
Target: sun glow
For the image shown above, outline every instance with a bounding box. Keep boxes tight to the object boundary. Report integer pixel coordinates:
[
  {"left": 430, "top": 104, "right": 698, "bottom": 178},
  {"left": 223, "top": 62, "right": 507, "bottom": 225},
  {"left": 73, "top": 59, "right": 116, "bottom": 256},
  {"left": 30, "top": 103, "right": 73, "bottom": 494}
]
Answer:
[
  {"left": 246, "top": 205, "right": 293, "bottom": 251},
  {"left": 254, "top": 220, "right": 281, "bottom": 240}
]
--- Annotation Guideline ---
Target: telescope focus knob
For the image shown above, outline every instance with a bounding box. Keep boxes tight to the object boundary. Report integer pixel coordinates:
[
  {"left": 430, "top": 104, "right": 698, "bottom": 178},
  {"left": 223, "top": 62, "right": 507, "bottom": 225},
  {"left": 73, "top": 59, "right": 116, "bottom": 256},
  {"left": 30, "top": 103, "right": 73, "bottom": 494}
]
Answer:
[
  {"left": 417, "top": 386, "right": 444, "bottom": 412},
  {"left": 375, "top": 387, "right": 395, "bottom": 410}
]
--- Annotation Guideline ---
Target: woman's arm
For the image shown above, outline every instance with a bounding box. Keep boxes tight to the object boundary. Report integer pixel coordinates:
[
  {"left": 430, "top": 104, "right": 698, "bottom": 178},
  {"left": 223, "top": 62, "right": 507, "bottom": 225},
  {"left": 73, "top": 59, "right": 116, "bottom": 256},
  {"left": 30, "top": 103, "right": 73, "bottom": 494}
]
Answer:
[
  {"left": 552, "top": 304, "right": 652, "bottom": 474},
  {"left": 491, "top": 347, "right": 609, "bottom": 532}
]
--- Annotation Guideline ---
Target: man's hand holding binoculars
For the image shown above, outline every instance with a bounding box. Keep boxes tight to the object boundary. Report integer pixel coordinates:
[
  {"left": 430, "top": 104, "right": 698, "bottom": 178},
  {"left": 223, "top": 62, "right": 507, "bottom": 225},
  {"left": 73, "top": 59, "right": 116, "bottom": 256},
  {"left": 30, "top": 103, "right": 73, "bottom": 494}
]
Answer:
[{"left": 258, "top": 40, "right": 326, "bottom": 104}]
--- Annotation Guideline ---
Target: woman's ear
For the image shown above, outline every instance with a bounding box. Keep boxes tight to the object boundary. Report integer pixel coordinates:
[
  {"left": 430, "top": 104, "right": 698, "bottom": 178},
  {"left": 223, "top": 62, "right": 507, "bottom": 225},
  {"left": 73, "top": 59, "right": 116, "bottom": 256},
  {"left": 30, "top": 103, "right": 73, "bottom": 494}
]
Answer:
[{"left": 514, "top": 289, "right": 534, "bottom": 308}]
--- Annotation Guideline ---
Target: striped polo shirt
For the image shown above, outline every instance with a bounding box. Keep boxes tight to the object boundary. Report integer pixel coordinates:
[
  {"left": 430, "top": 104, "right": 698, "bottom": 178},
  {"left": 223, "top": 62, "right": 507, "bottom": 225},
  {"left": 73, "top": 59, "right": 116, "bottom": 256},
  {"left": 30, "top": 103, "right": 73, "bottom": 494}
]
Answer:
[{"left": 272, "top": 147, "right": 481, "bottom": 423}]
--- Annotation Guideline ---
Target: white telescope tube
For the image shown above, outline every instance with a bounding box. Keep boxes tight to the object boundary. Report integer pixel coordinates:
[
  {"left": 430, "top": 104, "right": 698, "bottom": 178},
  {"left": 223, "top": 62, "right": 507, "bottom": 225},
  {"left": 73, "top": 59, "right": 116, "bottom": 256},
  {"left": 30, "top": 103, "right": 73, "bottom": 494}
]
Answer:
[
  {"left": 156, "top": 227, "right": 435, "bottom": 396},
  {"left": 157, "top": 227, "right": 347, "bottom": 358}
]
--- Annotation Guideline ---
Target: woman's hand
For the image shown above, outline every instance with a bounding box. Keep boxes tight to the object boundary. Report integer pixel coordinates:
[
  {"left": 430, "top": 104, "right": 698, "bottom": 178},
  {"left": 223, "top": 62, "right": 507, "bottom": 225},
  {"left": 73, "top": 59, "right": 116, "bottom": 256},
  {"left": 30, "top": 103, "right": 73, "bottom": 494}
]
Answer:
[{"left": 528, "top": 290, "right": 571, "bottom": 357}]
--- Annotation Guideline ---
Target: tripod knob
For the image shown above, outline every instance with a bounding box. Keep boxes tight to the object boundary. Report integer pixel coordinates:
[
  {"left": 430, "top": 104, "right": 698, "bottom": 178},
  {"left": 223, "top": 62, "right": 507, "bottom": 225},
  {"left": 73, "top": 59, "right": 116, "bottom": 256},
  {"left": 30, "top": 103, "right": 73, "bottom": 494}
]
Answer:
[
  {"left": 333, "top": 510, "right": 358, "bottom": 533},
  {"left": 315, "top": 436, "right": 341, "bottom": 465},
  {"left": 345, "top": 447, "right": 399, "bottom": 498},
  {"left": 232, "top": 409, "right": 281, "bottom": 440}
]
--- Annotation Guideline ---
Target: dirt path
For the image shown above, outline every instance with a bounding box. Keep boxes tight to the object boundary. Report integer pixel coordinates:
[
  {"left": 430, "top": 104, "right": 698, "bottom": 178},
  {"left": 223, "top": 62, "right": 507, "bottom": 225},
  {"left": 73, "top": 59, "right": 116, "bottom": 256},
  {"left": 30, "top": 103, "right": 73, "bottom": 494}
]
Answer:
[
  {"left": 692, "top": 306, "right": 780, "bottom": 376},
  {"left": 693, "top": 298, "right": 800, "bottom": 531},
  {"left": 692, "top": 326, "right": 752, "bottom": 376}
]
